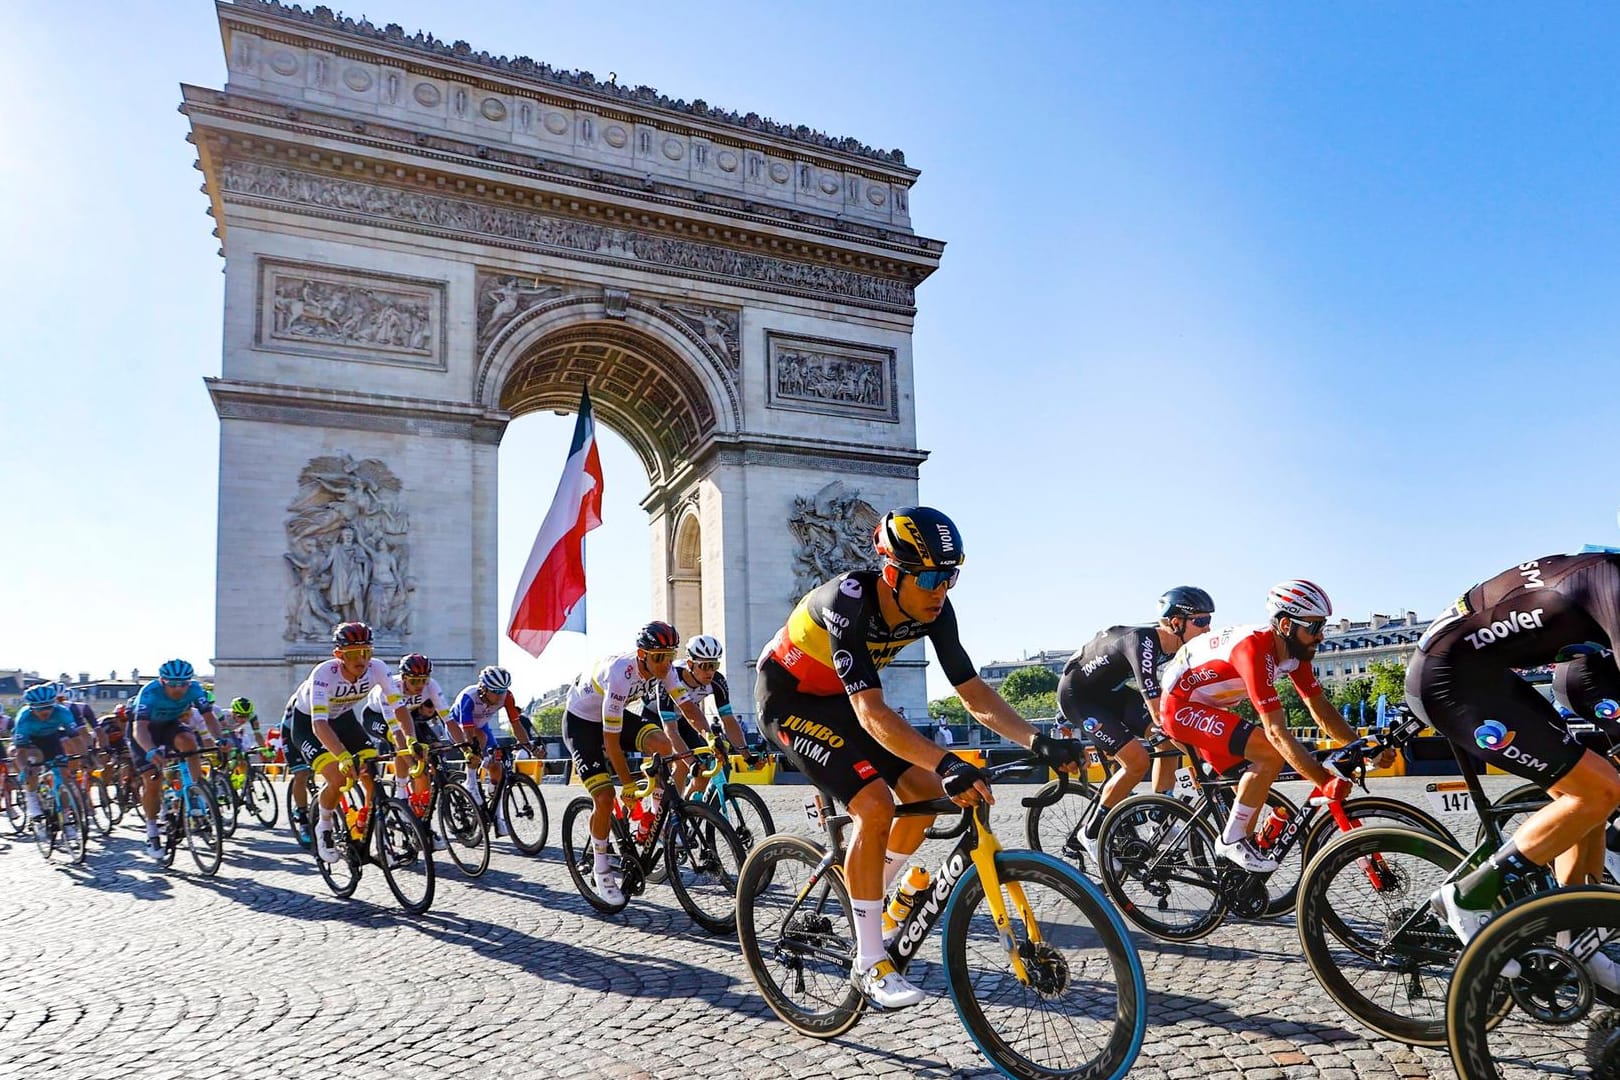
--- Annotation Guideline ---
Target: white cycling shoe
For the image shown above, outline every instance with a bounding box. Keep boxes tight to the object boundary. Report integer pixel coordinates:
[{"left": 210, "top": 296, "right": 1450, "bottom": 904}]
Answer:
[
  {"left": 594, "top": 870, "right": 625, "bottom": 905},
  {"left": 315, "top": 825, "right": 343, "bottom": 864},
  {"left": 1429, "top": 884, "right": 1520, "bottom": 977},
  {"left": 852, "top": 959, "right": 927, "bottom": 1009},
  {"left": 1076, "top": 828, "right": 1103, "bottom": 869},
  {"left": 1214, "top": 837, "right": 1279, "bottom": 873},
  {"left": 1557, "top": 931, "right": 1620, "bottom": 993},
  {"left": 144, "top": 835, "right": 165, "bottom": 860}
]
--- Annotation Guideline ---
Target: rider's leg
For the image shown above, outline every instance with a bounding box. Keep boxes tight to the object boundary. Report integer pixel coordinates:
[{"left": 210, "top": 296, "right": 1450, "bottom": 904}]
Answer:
[
  {"left": 845, "top": 777, "right": 898, "bottom": 973},
  {"left": 879, "top": 766, "right": 946, "bottom": 891},
  {"left": 1225, "top": 731, "right": 1282, "bottom": 845},
  {"left": 1090, "top": 740, "right": 1150, "bottom": 838},
  {"left": 1151, "top": 748, "right": 1179, "bottom": 795}
]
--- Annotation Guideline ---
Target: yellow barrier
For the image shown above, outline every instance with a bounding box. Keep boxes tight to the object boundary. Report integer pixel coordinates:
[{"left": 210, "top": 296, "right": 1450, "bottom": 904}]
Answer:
[{"left": 950, "top": 749, "right": 987, "bottom": 769}]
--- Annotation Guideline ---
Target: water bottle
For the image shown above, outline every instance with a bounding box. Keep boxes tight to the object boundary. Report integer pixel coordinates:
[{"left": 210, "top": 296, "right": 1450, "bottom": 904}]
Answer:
[
  {"left": 883, "top": 865, "right": 933, "bottom": 933},
  {"left": 629, "top": 798, "right": 653, "bottom": 843},
  {"left": 1257, "top": 806, "right": 1290, "bottom": 851}
]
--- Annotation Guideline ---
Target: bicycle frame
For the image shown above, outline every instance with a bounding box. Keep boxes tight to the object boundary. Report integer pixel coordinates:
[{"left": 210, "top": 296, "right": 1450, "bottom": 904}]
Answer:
[{"left": 611, "top": 753, "right": 722, "bottom": 880}]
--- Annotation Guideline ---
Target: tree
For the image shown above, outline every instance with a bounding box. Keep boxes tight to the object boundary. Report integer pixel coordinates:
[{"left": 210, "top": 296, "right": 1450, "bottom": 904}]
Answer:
[
  {"left": 929, "top": 696, "right": 969, "bottom": 723},
  {"left": 524, "top": 704, "right": 565, "bottom": 737},
  {"left": 1000, "top": 666, "right": 1059, "bottom": 701},
  {"left": 1368, "top": 660, "right": 1407, "bottom": 706},
  {"left": 1006, "top": 690, "right": 1058, "bottom": 721}
]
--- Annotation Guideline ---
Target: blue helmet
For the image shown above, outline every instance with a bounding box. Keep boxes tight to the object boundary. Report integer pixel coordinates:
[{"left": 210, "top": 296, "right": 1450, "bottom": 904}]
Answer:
[
  {"left": 23, "top": 684, "right": 55, "bottom": 707},
  {"left": 158, "top": 659, "right": 195, "bottom": 683}
]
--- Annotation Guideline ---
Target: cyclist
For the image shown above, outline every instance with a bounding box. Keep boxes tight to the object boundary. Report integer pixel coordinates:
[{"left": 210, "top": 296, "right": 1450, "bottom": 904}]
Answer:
[
  {"left": 1057, "top": 586, "right": 1216, "bottom": 863},
  {"left": 361, "top": 654, "right": 442, "bottom": 814},
  {"left": 277, "top": 693, "right": 314, "bottom": 847},
  {"left": 224, "top": 697, "right": 262, "bottom": 751},
  {"left": 391, "top": 654, "right": 451, "bottom": 745},
  {"left": 1158, "top": 580, "right": 1367, "bottom": 873},
  {"left": 654, "top": 635, "right": 755, "bottom": 781},
  {"left": 447, "top": 666, "right": 537, "bottom": 834},
  {"left": 288, "top": 622, "right": 404, "bottom": 863},
  {"left": 562, "top": 621, "right": 710, "bottom": 904},
  {"left": 756, "top": 506, "right": 1087, "bottom": 1009},
  {"left": 1408, "top": 553, "right": 1620, "bottom": 986},
  {"left": 131, "top": 660, "right": 222, "bottom": 859},
  {"left": 93, "top": 704, "right": 137, "bottom": 799},
  {"left": 10, "top": 683, "right": 92, "bottom": 830}
]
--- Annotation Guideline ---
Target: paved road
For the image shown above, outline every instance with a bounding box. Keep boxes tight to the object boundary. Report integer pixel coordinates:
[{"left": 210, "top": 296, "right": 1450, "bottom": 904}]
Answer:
[{"left": 0, "top": 774, "right": 1523, "bottom": 1079}]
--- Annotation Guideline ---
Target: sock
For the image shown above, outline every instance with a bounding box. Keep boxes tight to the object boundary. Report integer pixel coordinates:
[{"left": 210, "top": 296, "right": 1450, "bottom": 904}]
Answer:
[
  {"left": 883, "top": 850, "right": 910, "bottom": 893},
  {"left": 1223, "top": 802, "right": 1258, "bottom": 845},
  {"left": 1084, "top": 812, "right": 1104, "bottom": 840},
  {"left": 146, "top": 820, "right": 160, "bottom": 839},
  {"left": 851, "top": 898, "right": 887, "bottom": 973},
  {"left": 593, "top": 838, "right": 611, "bottom": 876},
  {"left": 1454, "top": 840, "right": 1541, "bottom": 909}
]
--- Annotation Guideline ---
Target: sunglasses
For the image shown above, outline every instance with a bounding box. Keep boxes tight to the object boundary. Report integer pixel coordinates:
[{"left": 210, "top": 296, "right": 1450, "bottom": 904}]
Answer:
[
  {"left": 338, "top": 646, "right": 374, "bottom": 659},
  {"left": 402, "top": 675, "right": 428, "bottom": 685},
  {"left": 910, "top": 567, "right": 961, "bottom": 591},
  {"left": 1186, "top": 615, "right": 1213, "bottom": 628},
  {"left": 689, "top": 660, "right": 720, "bottom": 672},
  {"left": 1292, "top": 618, "right": 1326, "bottom": 636},
  {"left": 160, "top": 679, "right": 190, "bottom": 689},
  {"left": 642, "top": 650, "right": 675, "bottom": 663}
]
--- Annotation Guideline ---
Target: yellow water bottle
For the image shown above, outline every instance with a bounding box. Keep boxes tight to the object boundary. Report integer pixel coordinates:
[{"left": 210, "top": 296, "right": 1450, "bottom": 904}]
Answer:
[
  {"left": 883, "top": 865, "right": 932, "bottom": 934},
  {"left": 344, "top": 804, "right": 362, "bottom": 840}
]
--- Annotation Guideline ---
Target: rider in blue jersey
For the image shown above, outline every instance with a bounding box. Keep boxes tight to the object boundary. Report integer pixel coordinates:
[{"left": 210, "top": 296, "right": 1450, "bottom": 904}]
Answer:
[
  {"left": 9, "top": 684, "right": 92, "bottom": 825},
  {"left": 131, "top": 660, "right": 221, "bottom": 858}
]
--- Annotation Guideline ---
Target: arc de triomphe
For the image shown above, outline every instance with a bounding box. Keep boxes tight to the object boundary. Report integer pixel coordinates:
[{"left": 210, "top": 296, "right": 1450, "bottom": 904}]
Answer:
[{"left": 183, "top": 0, "right": 944, "bottom": 716}]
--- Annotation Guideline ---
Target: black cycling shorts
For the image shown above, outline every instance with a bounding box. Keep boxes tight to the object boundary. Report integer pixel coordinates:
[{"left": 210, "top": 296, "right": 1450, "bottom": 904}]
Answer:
[
  {"left": 360, "top": 708, "right": 393, "bottom": 751},
  {"left": 1057, "top": 679, "right": 1150, "bottom": 758},
  {"left": 13, "top": 733, "right": 67, "bottom": 763},
  {"left": 287, "top": 708, "right": 376, "bottom": 774},
  {"left": 1554, "top": 654, "right": 1620, "bottom": 727},
  {"left": 132, "top": 720, "right": 196, "bottom": 775},
  {"left": 562, "top": 710, "right": 662, "bottom": 795},
  {"left": 755, "top": 656, "right": 912, "bottom": 808},
  {"left": 1407, "top": 649, "right": 1586, "bottom": 788}
]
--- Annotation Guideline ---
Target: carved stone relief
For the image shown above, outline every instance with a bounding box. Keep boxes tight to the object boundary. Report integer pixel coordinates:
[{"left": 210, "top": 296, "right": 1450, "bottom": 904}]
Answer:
[
  {"left": 259, "top": 259, "right": 444, "bottom": 368},
  {"left": 661, "top": 303, "right": 740, "bottom": 377},
  {"left": 475, "top": 272, "right": 566, "bottom": 351},
  {"left": 787, "top": 481, "right": 882, "bottom": 602},
  {"left": 766, "top": 332, "right": 897, "bottom": 421},
  {"left": 283, "top": 453, "right": 415, "bottom": 643}
]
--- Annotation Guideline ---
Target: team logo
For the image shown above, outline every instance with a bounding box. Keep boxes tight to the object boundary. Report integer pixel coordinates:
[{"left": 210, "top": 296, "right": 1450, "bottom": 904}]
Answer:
[
  {"left": 1474, "top": 719, "right": 1515, "bottom": 751},
  {"left": 833, "top": 650, "right": 855, "bottom": 678},
  {"left": 1597, "top": 699, "right": 1620, "bottom": 722},
  {"left": 1081, "top": 717, "right": 1100, "bottom": 733},
  {"left": 839, "top": 578, "right": 864, "bottom": 599},
  {"left": 853, "top": 759, "right": 877, "bottom": 780}
]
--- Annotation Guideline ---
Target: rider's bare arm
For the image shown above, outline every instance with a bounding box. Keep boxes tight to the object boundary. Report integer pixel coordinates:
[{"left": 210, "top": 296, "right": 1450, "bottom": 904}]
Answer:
[{"left": 957, "top": 676, "right": 1040, "bottom": 748}]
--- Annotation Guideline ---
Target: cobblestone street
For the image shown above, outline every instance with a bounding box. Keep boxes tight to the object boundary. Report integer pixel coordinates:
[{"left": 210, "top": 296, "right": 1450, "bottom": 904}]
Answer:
[{"left": 1, "top": 775, "right": 1517, "bottom": 1079}]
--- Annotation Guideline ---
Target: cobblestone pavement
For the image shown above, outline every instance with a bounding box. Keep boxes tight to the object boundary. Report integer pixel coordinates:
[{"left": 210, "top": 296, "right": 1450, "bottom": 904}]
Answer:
[{"left": 0, "top": 774, "right": 1522, "bottom": 1079}]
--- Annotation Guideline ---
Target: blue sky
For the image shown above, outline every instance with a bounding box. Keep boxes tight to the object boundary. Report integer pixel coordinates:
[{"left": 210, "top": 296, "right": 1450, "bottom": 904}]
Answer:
[{"left": 2, "top": 2, "right": 1617, "bottom": 699}]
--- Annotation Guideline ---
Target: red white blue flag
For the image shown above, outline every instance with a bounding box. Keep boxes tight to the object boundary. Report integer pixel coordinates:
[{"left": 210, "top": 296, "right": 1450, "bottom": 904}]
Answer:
[{"left": 506, "top": 385, "right": 604, "bottom": 658}]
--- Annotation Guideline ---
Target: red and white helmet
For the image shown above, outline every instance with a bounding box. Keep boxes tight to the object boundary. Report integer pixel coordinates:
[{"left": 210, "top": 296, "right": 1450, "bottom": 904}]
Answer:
[{"left": 1265, "top": 579, "right": 1332, "bottom": 621}]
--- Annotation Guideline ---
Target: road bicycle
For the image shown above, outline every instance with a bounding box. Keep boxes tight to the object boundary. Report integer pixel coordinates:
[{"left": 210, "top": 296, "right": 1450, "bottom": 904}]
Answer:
[
  {"left": 313, "top": 753, "right": 436, "bottom": 915},
  {"left": 561, "top": 752, "right": 746, "bottom": 934},
  {"left": 206, "top": 742, "right": 280, "bottom": 834},
  {"left": 463, "top": 744, "right": 549, "bottom": 856},
  {"left": 25, "top": 754, "right": 90, "bottom": 865},
  {"left": 734, "top": 757, "right": 1147, "bottom": 1080},
  {"left": 1095, "top": 711, "right": 1453, "bottom": 941},
  {"left": 693, "top": 735, "right": 775, "bottom": 857},
  {"left": 152, "top": 748, "right": 226, "bottom": 876},
  {"left": 422, "top": 740, "right": 491, "bottom": 878},
  {"left": 1024, "top": 732, "right": 1189, "bottom": 872}
]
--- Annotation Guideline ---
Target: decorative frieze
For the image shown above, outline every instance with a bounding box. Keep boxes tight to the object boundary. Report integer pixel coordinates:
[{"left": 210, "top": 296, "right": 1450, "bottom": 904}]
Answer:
[
  {"left": 787, "top": 481, "right": 882, "bottom": 602},
  {"left": 258, "top": 259, "right": 444, "bottom": 368},
  {"left": 766, "top": 332, "right": 897, "bottom": 422},
  {"left": 475, "top": 272, "right": 570, "bottom": 352},
  {"left": 661, "top": 303, "right": 740, "bottom": 377}
]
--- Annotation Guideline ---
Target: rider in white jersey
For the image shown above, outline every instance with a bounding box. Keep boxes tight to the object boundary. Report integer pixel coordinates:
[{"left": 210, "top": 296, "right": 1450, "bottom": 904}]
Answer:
[{"left": 447, "top": 665, "right": 537, "bottom": 832}]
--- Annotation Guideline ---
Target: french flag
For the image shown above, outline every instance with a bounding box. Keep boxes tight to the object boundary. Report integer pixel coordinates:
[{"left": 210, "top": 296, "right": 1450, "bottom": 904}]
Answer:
[{"left": 506, "top": 385, "right": 604, "bottom": 658}]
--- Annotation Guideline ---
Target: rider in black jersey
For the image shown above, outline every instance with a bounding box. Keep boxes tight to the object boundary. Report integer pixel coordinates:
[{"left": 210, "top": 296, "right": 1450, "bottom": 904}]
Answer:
[
  {"left": 1408, "top": 553, "right": 1620, "bottom": 977},
  {"left": 1057, "top": 586, "right": 1215, "bottom": 862}
]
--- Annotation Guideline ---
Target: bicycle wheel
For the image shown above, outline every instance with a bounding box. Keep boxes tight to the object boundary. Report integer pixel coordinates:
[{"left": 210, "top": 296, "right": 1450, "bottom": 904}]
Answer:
[
  {"left": 1296, "top": 825, "right": 1477, "bottom": 1046},
  {"left": 3, "top": 777, "right": 26, "bottom": 835},
  {"left": 501, "top": 772, "right": 549, "bottom": 855},
  {"left": 561, "top": 796, "right": 630, "bottom": 915},
  {"left": 944, "top": 851, "right": 1147, "bottom": 1080},
  {"left": 1025, "top": 778, "right": 1103, "bottom": 874},
  {"left": 88, "top": 776, "right": 120, "bottom": 834},
  {"left": 437, "top": 784, "right": 490, "bottom": 878},
  {"left": 375, "top": 799, "right": 435, "bottom": 915},
  {"left": 1477, "top": 782, "right": 1552, "bottom": 845},
  {"left": 210, "top": 772, "right": 240, "bottom": 839},
  {"left": 665, "top": 801, "right": 746, "bottom": 934},
  {"left": 286, "top": 773, "right": 314, "bottom": 850},
  {"left": 734, "top": 833, "right": 864, "bottom": 1038},
  {"left": 183, "top": 783, "right": 225, "bottom": 876},
  {"left": 1449, "top": 885, "right": 1620, "bottom": 1080},
  {"left": 244, "top": 768, "right": 278, "bottom": 827},
  {"left": 1246, "top": 789, "right": 1301, "bottom": 918},
  {"left": 1096, "top": 794, "right": 1226, "bottom": 942},
  {"left": 1267, "top": 792, "right": 1457, "bottom": 919},
  {"left": 315, "top": 811, "right": 361, "bottom": 898},
  {"left": 30, "top": 789, "right": 57, "bottom": 861}
]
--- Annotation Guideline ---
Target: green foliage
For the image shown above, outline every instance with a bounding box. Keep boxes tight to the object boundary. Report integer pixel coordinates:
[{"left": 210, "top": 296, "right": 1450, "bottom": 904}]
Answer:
[
  {"left": 999, "top": 665, "right": 1059, "bottom": 700},
  {"left": 525, "top": 704, "right": 564, "bottom": 736},
  {"left": 929, "top": 695, "right": 969, "bottom": 723},
  {"left": 1006, "top": 690, "right": 1057, "bottom": 721},
  {"left": 1368, "top": 660, "right": 1407, "bottom": 705}
]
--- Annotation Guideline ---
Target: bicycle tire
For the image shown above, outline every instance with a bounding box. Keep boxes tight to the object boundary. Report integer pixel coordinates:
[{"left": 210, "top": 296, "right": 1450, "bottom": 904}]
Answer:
[
  {"left": 375, "top": 798, "right": 435, "bottom": 915},
  {"left": 183, "top": 782, "right": 225, "bottom": 876},
  {"left": 1448, "top": 885, "right": 1620, "bottom": 1080},
  {"left": 211, "top": 771, "right": 240, "bottom": 839},
  {"left": 1096, "top": 793, "right": 1226, "bottom": 942},
  {"left": 711, "top": 782, "right": 775, "bottom": 855},
  {"left": 89, "top": 776, "right": 119, "bottom": 834},
  {"left": 501, "top": 772, "right": 549, "bottom": 855},
  {"left": 1296, "top": 825, "right": 1472, "bottom": 1046},
  {"left": 315, "top": 811, "right": 361, "bottom": 898},
  {"left": 665, "top": 801, "right": 746, "bottom": 934},
  {"left": 245, "top": 768, "right": 278, "bottom": 828},
  {"left": 561, "top": 796, "right": 630, "bottom": 915},
  {"left": 3, "top": 778, "right": 27, "bottom": 835},
  {"left": 944, "top": 850, "right": 1146, "bottom": 1080},
  {"left": 438, "top": 783, "right": 490, "bottom": 878},
  {"left": 59, "top": 782, "right": 89, "bottom": 865},
  {"left": 1268, "top": 792, "right": 1457, "bottom": 918},
  {"left": 286, "top": 773, "right": 315, "bottom": 850},
  {"left": 734, "top": 833, "right": 864, "bottom": 1038},
  {"left": 1025, "top": 778, "right": 1103, "bottom": 873}
]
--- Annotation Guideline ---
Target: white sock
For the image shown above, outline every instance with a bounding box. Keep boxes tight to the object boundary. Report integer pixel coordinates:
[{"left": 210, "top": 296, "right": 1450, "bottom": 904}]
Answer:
[
  {"left": 1223, "top": 802, "right": 1258, "bottom": 845},
  {"left": 883, "top": 850, "right": 910, "bottom": 894},
  {"left": 593, "top": 838, "right": 611, "bottom": 876},
  {"left": 25, "top": 791, "right": 41, "bottom": 813},
  {"left": 851, "top": 898, "right": 887, "bottom": 973}
]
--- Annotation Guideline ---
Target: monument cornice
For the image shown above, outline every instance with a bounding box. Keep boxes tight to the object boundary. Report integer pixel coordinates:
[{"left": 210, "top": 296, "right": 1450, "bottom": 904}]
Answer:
[
  {"left": 218, "top": 0, "right": 916, "bottom": 175},
  {"left": 181, "top": 86, "right": 943, "bottom": 268},
  {"left": 206, "top": 377, "right": 511, "bottom": 444}
]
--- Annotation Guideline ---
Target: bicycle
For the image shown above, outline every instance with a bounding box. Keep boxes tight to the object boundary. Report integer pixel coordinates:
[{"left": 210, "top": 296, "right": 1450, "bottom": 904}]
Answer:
[
  {"left": 313, "top": 752, "right": 436, "bottom": 915},
  {"left": 734, "top": 757, "right": 1147, "bottom": 1080},
  {"left": 464, "top": 743, "right": 549, "bottom": 856},
  {"left": 207, "top": 743, "right": 280, "bottom": 832},
  {"left": 151, "top": 748, "right": 226, "bottom": 876},
  {"left": 285, "top": 768, "right": 316, "bottom": 851},
  {"left": 692, "top": 735, "right": 776, "bottom": 856},
  {"left": 560, "top": 752, "right": 747, "bottom": 934},
  {"left": 423, "top": 740, "right": 491, "bottom": 878},
  {"left": 3, "top": 762, "right": 28, "bottom": 836},
  {"left": 1024, "top": 732, "right": 1189, "bottom": 873},
  {"left": 26, "top": 754, "right": 90, "bottom": 865}
]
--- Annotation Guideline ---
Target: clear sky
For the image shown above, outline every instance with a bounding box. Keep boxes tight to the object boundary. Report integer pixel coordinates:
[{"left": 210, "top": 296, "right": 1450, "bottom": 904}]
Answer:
[{"left": 2, "top": 2, "right": 1617, "bottom": 700}]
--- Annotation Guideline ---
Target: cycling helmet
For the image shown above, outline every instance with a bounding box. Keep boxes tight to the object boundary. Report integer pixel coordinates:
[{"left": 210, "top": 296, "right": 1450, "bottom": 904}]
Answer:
[
  {"left": 635, "top": 621, "right": 680, "bottom": 651},
  {"left": 873, "top": 507, "right": 965, "bottom": 571},
  {"left": 1158, "top": 586, "right": 1215, "bottom": 619},
  {"left": 52, "top": 682, "right": 69, "bottom": 700},
  {"left": 23, "top": 684, "right": 55, "bottom": 707},
  {"left": 686, "top": 634, "right": 723, "bottom": 662},
  {"left": 158, "top": 659, "right": 195, "bottom": 683},
  {"left": 477, "top": 665, "right": 513, "bottom": 693},
  {"left": 230, "top": 697, "right": 254, "bottom": 717},
  {"left": 332, "top": 621, "right": 374, "bottom": 648},
  {"left": 399, "top": 653, "right": 433, "bottom": 678},
  {"left": 1265, "top": 579, "right": 1333, "bottom": 621},
  {"left": 114, "top": 703, "right": 130, "bottom": 721}
]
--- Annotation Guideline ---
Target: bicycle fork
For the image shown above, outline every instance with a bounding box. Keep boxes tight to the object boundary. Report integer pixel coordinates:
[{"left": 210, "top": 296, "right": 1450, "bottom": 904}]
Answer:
[{"left": 965, "top": 812, "right": 1039, "bottom": 987}]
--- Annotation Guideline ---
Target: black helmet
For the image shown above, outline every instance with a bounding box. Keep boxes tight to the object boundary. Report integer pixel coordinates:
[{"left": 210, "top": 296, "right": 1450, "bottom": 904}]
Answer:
[
  {"left": 873, "top": 507, "right": 965, "bottom": 571},
  {"left": 635, "top": 620, "right": 680, "bottom": 651},
  {"left": 1158, "top": 586, "right": 1215, "bottom": 619}
]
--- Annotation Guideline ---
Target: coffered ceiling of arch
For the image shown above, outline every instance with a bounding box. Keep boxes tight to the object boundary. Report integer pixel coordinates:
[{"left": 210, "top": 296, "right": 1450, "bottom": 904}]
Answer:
[{"left": 499, "top": 326, "right": 717, "bottom": 481}]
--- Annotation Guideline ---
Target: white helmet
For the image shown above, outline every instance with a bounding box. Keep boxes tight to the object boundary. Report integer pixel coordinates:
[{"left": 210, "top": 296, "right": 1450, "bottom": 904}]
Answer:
[
  {"left": 686, "top": 635, "right": 723, "bottom": 662},
  {"left": 1265, "top": 579, "right": 1333, "bottom": 621}
]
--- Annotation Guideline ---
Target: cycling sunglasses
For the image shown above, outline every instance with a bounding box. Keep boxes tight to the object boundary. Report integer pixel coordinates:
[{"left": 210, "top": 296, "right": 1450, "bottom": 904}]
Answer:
[
  {"left": 689, "top": 661, "right": 720, "bottom": 672},
  {"left": 910, "top": 567, "right": 961, "bottom": 591},
  {"left": 1185, "top": 615, "right": 1213, "bottom": 628},
  {"left": 1292, "top": 618, "right": 1326, "bottom": 636}
]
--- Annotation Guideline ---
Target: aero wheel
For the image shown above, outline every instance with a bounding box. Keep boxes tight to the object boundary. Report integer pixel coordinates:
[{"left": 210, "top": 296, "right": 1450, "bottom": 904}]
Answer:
[
  {"left": 501, "top": 773, "right": 549, "bottom": 855},
  {"left": 4, "top": 778, "right": 28, "bottom": 835},
  {"left": 1096, "top": 793, "right": 1226, "bottom": 942},
  {"left": 375, "top": 799, "right": 435, "bottom": 915},
  {"left": 437, "top": 784, "right": 490, "bottom": 878},
  {"left": 665, "top": 802, "right": 746, "bottom": 934},
  {"left": 944, "top": 851, "right": 1147, "bottom": 1080},
  {"left": 735, "top": 834, "right": 864, "bottom": 1038},
  {"left": 1296, "top": 825, "right": 1478, "bottom": 1046},
  {"left": 245, "top": 768, "right": 278, "bottom": 828},
  {"left": 561, "top": 796, "right": 629, "bottom": 915},
  {"left": 57, "top": 783, "right": 89, "bottom": 865},
  {"left": 713, "top": 782, "right": 775, "bottom": 855},
  {"left": 1025, "top": 778, "right": 1103, "bottom": 875},
  {"left": 183, "top": 782, "right": 225, "bottom": 876},
  {"left": 1449, "top": 885, "right": 1620, "bottom": 1080},
  {"left": 1298, "top": 793, "right": 1460, "bottom": 875}
]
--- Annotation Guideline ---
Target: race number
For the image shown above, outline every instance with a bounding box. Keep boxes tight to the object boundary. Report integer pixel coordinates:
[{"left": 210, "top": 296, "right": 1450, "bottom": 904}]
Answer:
[{"left": 1424, "top": 781, "right": 1473, "bottom": 815}]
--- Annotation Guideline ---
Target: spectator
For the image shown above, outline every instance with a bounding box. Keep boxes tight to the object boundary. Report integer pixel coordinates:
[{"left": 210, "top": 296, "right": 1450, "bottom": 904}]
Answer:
[{"left": 934, "top": 721, "right": 955, "bottom": 748}]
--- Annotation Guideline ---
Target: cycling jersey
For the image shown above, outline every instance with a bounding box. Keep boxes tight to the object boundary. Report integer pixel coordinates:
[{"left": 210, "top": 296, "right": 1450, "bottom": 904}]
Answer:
[
  {"left": 292, "top": 659, "right": 400, "bottom": 722},
  {"left": 133, "top": 679, "right": 215, "bottom": 724},
  {"left": 372, "top": 677, "right": 449, "bottom": 721},
  {"left": 656, "top": 664, "right": 732, "bottom": 721},
  {"left": 448, "top": 683, "right": 521, "bottom": 734},
  {"left": 1058, "top": 626, "right": 1170, "bottom": 755},
  {"left": 564, "top": 653, "right": 688, "bottom": 735},
  {"left": 65, "top": 702, "right": 96, "bottom": 728},
  {"left": 13, "top": 704, "right": 81, "bottom": 744},
  {"left": 763, "top": 570, "right": 977, "bottom": 697}
]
